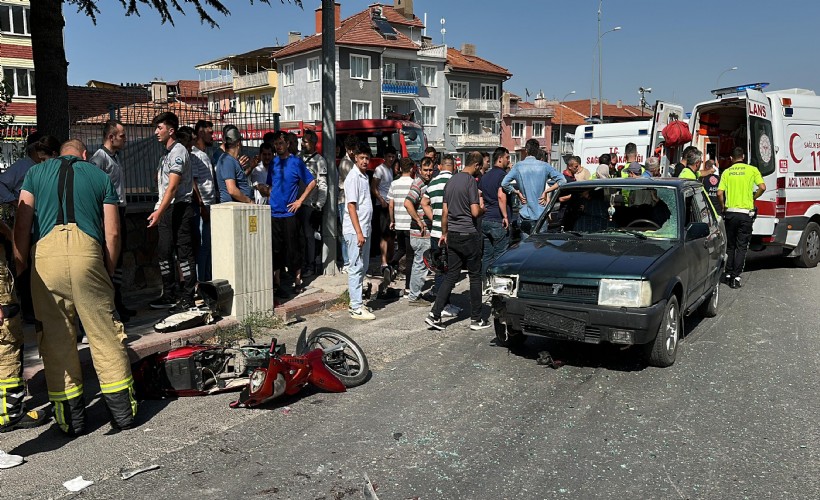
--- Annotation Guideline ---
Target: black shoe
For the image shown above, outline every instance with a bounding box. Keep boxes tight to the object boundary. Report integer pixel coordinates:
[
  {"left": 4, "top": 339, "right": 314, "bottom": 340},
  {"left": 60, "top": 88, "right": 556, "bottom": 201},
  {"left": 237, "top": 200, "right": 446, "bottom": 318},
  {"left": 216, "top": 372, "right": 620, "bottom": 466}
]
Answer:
[
  {"left": 470, "top": 319, "right": 492, "bottom": 331},
  {"left": 730, "top": 277, "right": 742, "bottom": 289},
  {"left": 425, "top": 312, "right": 444, "bottom": 330},
  {"left": 720, "top": 273, "right": 731, "bottom": 284},
  {"left": 0, "top": 409, "right": 51, "bottom": 433},
  {"left": 149, "top": 296, "right": 176, "bottom": 309},
  {"left": 169, "top": 298, "right": 196, "bottom": 314}
]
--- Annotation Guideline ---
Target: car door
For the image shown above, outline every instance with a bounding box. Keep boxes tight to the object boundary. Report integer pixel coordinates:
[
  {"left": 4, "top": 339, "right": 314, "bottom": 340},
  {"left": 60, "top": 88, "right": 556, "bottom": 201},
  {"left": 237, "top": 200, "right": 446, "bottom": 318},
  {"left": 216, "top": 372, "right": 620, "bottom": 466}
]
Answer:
[
  {"left": 693, "top": 188, "right": 724, "bottom": 284},
  {"left": 682, "top": 189, "right": 710, "bottom": 306}
]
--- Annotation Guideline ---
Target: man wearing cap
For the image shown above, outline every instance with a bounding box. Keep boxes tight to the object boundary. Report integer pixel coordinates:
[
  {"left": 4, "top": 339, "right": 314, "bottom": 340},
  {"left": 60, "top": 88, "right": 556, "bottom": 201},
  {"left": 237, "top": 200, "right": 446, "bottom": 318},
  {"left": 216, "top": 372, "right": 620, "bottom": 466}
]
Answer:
[
  {"left": 215, "top": 126, "right": 253, "bottom": 204},
  {"left": 717, "top": 147, "right": 765, "bottom": 289}
]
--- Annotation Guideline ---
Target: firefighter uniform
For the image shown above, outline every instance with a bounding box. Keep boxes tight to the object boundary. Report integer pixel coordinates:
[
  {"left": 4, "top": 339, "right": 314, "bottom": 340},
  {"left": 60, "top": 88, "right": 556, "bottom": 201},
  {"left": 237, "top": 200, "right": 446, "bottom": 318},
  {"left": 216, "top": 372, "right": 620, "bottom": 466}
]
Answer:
[
  {"left": 718, "top": 161, "right": 764, "bottom": 287},
  {"left": 21, "top": 155, "right": 137, "bottom": 434}
]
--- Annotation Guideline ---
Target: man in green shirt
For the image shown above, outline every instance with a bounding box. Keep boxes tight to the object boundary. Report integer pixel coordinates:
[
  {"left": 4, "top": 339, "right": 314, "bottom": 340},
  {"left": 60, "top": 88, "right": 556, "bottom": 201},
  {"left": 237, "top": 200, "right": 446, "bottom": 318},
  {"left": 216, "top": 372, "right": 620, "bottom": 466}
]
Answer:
[
  {"left": 717, "top": 147, "right": 766, "bottom": 289},
  {"left": 677, "top": 148, "right": 702, "bottom": 180},
  {"left": 14, "top": 139, "right": 137, "bottom": 435}
]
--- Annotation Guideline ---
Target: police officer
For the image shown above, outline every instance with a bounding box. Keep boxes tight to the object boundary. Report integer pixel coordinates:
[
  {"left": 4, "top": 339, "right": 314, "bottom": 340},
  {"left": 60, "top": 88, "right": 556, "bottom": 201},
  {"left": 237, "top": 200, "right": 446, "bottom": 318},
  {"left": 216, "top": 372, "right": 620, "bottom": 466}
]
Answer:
[
  {"left": 14, "top": 139, "right": 137, "bottom": 435},
  {"left": 717, "top": 147, "right": 766, "bottom": 289}
]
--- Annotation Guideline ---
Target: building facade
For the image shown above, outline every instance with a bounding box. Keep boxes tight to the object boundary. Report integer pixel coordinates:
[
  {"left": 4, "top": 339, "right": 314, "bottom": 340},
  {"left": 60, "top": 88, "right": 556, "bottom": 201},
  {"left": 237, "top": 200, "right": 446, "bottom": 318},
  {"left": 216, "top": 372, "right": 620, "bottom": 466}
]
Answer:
[
  {"left": 0, "top": 0, "right": 35, "bottom": 170},
  {"left": 501, "top": 91, "right": 554, "bottom": 164}
]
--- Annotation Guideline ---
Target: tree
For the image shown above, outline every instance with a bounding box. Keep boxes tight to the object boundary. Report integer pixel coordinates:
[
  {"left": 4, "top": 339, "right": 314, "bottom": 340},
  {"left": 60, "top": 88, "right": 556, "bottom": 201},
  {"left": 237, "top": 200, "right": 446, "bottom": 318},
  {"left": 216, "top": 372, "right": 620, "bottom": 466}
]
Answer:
[
  {"left": 0, "top": 78, "right": 13, "bottom": 130},
  {"left": 30, "top": 0, "right": 302, "bottom": 140}
]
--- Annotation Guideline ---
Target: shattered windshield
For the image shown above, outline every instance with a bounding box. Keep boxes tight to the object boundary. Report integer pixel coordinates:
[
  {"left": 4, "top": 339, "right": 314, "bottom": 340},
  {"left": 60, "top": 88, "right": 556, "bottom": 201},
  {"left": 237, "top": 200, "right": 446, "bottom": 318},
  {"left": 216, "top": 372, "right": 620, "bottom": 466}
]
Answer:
[{"left": 536, "top": 185, "right": 679, "bottom": 240}]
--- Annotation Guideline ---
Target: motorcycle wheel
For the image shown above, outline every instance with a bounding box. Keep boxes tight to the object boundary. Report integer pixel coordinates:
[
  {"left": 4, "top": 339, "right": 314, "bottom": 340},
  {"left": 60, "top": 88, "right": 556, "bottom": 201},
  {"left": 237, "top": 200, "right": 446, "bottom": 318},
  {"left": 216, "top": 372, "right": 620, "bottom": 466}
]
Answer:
[{"left": 306, "top": 328, "right": 369, "bottom": 388}]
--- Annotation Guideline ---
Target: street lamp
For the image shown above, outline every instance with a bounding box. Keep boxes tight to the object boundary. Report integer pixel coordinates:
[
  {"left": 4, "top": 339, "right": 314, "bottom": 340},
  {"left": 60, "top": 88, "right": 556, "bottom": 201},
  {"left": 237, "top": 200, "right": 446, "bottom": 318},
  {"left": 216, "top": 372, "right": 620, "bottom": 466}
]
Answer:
[
  {"left": 558, "top": 90, "right": 576, "bottom": 160},
  {"left": 716, "top": 66, "right": 738, "bottom": 87},
  {"left": 589, "top": 27, "right": 621, "bottom": 121},
  {"left": 598, "top": 26, "right": 621, "bottom": 121}
]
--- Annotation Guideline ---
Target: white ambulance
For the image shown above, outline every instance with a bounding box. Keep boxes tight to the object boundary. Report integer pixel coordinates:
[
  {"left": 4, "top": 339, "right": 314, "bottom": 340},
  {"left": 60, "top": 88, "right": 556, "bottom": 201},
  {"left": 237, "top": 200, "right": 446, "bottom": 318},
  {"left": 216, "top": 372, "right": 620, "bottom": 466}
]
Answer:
[
  {"left": 572, "top": 120, "right": 652, "bottom": 176},
  {"left": 651, "top": 83, "right": 820, "bottom": 267}
]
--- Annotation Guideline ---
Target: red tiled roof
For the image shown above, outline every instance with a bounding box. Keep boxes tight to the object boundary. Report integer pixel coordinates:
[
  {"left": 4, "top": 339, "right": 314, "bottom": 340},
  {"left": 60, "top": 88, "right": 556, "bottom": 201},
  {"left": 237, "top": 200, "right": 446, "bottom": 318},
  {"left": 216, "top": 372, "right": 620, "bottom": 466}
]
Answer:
[
  {"left": 550, "top": 103, "right": 589, "bottom": 127},
  {"left": 67, "top": 85, "right": 150, "bottom": 123},
  {"left": 77, "top": 101, "right": 216, "bottom": 126},
  {"left": 379, "top": 4, "right": 424, "bottom": 27},
  {"left": 446, "top": 47, "right": 511, "bottom": 78},
  {"left": 274, "top": 6, "right": 420, "bottom": 59},
  {"left": 560, "top": 99, "right": 650, "bottom": 122}
]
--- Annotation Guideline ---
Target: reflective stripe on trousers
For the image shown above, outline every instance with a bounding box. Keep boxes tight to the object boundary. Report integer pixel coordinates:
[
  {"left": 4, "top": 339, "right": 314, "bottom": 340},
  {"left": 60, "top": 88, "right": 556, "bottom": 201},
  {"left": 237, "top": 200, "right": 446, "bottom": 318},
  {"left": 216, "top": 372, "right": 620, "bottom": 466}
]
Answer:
[
  {"left": 0, "top": 244, "right": 24, "bottom": 425},
  {"left": 30, "top": 224, "right": 134, "bottom": 413}
]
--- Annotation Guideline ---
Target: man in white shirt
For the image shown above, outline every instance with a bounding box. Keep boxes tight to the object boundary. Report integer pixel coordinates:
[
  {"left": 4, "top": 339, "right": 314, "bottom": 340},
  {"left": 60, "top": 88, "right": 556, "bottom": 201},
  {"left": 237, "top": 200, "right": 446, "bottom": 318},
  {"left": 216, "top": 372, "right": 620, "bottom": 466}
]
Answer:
[
  {"left": 343, "top": 143, "right": 375, "bottom": 320},
  {"left": 251, "top": 142, "right": 274, "bottom": 205},
  {"left": 191, "top": 120, "right": 217, "bottom": 282}
]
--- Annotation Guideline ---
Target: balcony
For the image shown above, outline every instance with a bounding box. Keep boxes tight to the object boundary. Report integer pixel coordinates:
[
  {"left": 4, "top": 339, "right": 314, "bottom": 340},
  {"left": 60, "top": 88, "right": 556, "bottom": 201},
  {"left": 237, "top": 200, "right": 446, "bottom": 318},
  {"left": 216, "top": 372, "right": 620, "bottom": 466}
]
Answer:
[
  {"left": 235, "top": 70, "right": 273, "bottom": 91},
  {"left": 382, "top": 79, "right": 419, "bottom": 97},
  {"left": 456, "top": 133, "right": 500, "bottom": 148},
  {"left": 456, "top": 99, "right": 501, "bottom": 113},
  {"left": 199, "top": 76, "right": 233, "bottom": 93},
  {"left": 418, "top": 44, "right": 447, "bottom": 59}
]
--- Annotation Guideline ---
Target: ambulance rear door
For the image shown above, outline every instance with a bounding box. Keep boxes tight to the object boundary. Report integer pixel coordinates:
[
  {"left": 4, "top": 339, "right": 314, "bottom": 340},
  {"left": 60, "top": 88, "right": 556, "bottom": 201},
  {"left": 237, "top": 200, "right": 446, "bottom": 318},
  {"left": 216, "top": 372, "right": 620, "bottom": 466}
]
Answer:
[
  {"left": 746, "top": 89, "right": 777, "bottom": 236},
  {"left": 649, "top": 101, "right": 685, "bottom": 176}
]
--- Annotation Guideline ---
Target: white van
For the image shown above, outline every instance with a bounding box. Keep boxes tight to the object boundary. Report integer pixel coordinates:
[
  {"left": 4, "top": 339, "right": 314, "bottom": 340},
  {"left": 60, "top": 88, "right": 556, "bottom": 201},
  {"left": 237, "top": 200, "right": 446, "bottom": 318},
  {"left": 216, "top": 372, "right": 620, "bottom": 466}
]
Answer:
[
  {"left": 572, "top": 121, "right": 652, "bottom": 176},
  {"left": 654, "top": 83, "right": 820, "bottom": 267}
]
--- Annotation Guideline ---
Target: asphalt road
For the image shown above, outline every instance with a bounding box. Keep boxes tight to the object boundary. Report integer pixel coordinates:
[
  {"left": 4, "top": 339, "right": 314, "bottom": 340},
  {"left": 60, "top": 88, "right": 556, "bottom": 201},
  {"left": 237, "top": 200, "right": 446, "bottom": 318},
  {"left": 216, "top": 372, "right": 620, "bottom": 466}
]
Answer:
[{"left": 2, "top": 250, "right": 819, "bottom": 499}]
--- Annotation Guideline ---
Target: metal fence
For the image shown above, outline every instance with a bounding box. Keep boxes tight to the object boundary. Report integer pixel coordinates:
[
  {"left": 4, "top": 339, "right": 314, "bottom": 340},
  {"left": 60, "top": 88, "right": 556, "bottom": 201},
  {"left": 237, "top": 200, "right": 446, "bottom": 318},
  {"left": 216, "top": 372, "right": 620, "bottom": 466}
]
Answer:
[{"left": 69, "top": 91, "right": 276, "bottom": 212}]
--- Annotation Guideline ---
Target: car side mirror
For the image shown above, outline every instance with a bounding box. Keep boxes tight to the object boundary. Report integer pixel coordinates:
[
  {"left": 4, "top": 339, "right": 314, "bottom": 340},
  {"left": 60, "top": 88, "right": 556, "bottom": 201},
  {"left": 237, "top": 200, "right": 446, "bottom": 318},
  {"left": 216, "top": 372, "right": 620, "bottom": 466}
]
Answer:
[{"left": 685, "top": 222, "right": 710, "bottom": 241}]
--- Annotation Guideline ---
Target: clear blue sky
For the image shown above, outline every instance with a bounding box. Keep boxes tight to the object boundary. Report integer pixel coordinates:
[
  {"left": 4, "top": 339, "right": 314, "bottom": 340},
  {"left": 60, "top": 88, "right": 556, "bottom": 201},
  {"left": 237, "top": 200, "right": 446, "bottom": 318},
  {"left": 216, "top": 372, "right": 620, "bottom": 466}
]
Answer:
[{"left": 64, "top": 0, "right": 820, "bottom": 112}]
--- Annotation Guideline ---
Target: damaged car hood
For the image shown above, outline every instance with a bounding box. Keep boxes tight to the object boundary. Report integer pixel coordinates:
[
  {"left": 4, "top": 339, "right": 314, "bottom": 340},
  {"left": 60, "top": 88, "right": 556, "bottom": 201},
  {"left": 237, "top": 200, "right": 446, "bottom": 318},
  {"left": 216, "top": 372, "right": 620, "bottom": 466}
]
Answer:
[{"left": 490, "top": 235, "right": 675, "bottom": 280}]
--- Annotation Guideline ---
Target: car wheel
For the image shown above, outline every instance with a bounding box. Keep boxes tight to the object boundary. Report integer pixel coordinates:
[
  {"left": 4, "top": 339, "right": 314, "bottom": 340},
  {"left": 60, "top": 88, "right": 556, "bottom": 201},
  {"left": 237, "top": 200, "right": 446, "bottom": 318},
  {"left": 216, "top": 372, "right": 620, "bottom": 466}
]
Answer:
[
  {"left": 795, "top": 222, "right": 820, "bottom": 268},
  {"left": 699, "top": 278, "right": 719, "bottom": 318},
  {"left": 646, "top": 296, "right": 681, "bottom": 368},
  {"left": 494, "top": 319, "right": 525, "bottom": 348}
]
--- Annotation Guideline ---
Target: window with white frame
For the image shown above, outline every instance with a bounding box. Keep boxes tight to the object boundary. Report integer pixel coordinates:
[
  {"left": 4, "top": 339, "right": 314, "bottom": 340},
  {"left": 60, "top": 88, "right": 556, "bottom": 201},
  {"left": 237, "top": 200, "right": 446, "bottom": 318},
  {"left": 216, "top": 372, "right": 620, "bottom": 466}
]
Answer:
[
  {"left": 307, "top": 57, "right": 320, "bottom": 82},
  {"left": 480, "top": 118, "right": 497, "bottom": 135},
  {"left": 351, "top": 100, "right": 371, "bottom": 120},
  {"left": 383, "top": 62, "right": 396, "bottom": 81},
  {"left": 260, "top": 94, "right": 272, "bottom": 114},
  {"left": 284, "top": 105, "right": 296, "bottom": 121},
  {"left": 448, "top": 117, "right": 467, "bottom": 136},
  {"left": 511, "top": 121, "right": 525, "bottom": 138},
  {"left": 350, "top": 54, "right": 371, "bottom": 80},
  {"left": 2, "top": 68, "right": 34, "bottom": 97},
  {"left": 532, "top": 121, "right": 545, "bottom": 138},
  {"left": 449, "top": 81, "right": 469, "bottom": 99},
  {"left": 422, "top": 106, "right": 437, "bottom": 127},
  {"left": 309, "top": 102, "right": 321, "bottom": 121},
  {"left": 0, "top": 4, "right": 30, "bottom": 35},
  {"left": 421, "top": 65, "right": 437, "bottom": 87},
  {"left": 282, "top": 63, "right": 294, "bottom": 86},
  {"left": 480, "top": 83, "right": 498, "bottom": 101}
]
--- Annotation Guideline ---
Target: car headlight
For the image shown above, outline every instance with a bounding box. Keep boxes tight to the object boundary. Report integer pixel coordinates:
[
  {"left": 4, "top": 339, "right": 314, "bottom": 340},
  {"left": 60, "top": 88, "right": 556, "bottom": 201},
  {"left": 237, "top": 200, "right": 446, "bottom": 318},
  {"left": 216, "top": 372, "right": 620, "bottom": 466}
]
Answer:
[
  {"left": 249, "top": 369, "right": 267, "bottom": 393},
  {"left": 489, "top": 275, "right": 517, "bottom": 297},
  {"left": 598, "top": 279, "right": 652, "bottom": 307}
]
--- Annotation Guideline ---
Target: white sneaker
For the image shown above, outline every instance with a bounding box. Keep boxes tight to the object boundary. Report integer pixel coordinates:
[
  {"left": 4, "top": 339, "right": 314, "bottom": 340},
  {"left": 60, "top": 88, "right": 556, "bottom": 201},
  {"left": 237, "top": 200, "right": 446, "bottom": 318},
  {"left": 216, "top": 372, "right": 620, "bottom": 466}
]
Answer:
[
  {"left": 0, "top": 450, "right": 24, "bottom": 469},
  {"left": 350, "top": 307, "right": 375, "bottom": 320},
  {"left": 442, "top": 303, "right": 461, "bottom": 318},
  {"left": 340, "top": 265, "right": 349, "bottom": 274}
]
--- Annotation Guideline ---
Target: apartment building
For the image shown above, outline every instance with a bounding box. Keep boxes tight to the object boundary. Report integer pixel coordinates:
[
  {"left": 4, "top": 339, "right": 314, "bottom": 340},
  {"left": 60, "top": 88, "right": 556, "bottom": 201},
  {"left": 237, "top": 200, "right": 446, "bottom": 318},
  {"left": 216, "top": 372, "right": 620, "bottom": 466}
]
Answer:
[
  {"left": 0, "top": 0, "right": 35, "bottom": 169},
  {"left": 501, "top": 91, "right": 554, "bottom": 164}
]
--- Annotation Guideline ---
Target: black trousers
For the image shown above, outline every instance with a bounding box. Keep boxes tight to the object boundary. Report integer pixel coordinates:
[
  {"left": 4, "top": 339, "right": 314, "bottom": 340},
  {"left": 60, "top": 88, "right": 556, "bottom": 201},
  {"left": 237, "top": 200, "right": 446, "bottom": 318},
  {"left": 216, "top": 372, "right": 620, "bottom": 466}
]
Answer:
[
  {"left": 724, "top": 211, "right": 753, "bottom": 278},
  {"left": 157, "top": 202, "right": 196, "bottom": 301},
  {"left": 431, "top": 232, "right": 483, "bottom": 322},
  {"left": 390, "top": 229, "right": 412, "bottom": 289}
]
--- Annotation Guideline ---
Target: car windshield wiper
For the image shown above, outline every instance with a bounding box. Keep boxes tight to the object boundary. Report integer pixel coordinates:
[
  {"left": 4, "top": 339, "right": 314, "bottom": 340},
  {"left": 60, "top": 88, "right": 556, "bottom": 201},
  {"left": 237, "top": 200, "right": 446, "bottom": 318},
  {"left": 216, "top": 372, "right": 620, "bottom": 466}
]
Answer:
[{"left": 598, "top": 228, "right": 648, "bottom": 240}]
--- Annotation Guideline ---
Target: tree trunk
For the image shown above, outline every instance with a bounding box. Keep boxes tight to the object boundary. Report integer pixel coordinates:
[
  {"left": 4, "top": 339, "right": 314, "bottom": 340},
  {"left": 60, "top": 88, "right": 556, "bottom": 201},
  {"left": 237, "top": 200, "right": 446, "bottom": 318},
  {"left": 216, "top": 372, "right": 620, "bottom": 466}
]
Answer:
[{"left": 30, "top": 0, "right": 69, "bottom": 141}]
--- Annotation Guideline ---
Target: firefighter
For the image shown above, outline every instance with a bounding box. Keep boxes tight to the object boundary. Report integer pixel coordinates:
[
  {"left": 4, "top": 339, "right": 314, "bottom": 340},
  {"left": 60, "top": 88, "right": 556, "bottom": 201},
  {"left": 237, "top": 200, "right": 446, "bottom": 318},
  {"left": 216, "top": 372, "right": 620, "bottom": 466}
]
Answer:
[{"left": 13, "top": 139, "right": 137, "bottom": 435}]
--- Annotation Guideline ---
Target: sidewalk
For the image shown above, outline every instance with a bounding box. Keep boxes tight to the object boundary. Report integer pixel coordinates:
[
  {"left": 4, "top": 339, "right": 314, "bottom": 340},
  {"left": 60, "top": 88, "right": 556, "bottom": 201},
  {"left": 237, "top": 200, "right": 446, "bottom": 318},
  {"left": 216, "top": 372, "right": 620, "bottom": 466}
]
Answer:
[{"left": 22, "top": 269, "right": 353, "bottom": 396}]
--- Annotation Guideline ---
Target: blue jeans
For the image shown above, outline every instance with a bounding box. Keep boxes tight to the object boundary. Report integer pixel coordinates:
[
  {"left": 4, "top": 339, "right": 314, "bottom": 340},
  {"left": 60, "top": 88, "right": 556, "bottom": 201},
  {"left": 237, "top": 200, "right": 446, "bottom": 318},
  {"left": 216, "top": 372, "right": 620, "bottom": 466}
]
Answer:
[
  {"left": 409, "top": 235, "right": 431, "bottom": 300},
  {"left": 481, "top": 219, "right": 509, "bottom": 279},
  {"left": 344, "top": 233, "right": 371, "bottom": 310},
  {"left": 338, "top": 203, "right": 349, "bottom": 267}
]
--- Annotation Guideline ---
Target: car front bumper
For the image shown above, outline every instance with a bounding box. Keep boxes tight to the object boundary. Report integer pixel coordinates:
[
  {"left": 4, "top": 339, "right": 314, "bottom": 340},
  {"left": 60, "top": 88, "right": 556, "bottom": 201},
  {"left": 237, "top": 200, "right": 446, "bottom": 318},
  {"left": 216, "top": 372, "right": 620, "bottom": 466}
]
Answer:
[{"left": 491, "top": 296, "right": 667, "bottom": 345}]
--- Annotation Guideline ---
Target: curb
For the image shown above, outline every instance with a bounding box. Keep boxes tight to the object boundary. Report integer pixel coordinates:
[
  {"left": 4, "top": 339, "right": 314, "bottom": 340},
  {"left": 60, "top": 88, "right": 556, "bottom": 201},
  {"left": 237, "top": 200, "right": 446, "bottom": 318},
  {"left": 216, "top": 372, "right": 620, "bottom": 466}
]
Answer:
[{"left": 274, "top": 292, "right": 341, "bottom": 321}]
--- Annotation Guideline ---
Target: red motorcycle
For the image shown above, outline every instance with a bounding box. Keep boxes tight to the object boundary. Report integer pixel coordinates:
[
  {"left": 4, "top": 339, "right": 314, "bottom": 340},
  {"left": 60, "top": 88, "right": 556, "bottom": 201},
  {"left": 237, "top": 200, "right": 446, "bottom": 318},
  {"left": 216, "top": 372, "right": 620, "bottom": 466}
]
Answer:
[{"left": 134, "top": 327, "right": 369, "bottom": 407}]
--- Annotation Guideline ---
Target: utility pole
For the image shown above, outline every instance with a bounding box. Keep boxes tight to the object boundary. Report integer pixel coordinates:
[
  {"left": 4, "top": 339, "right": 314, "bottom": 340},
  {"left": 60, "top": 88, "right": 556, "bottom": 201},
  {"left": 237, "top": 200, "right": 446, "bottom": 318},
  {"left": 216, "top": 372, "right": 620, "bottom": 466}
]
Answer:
[{"left": 321, "top": 0, "right": 338, "bottom": 275}]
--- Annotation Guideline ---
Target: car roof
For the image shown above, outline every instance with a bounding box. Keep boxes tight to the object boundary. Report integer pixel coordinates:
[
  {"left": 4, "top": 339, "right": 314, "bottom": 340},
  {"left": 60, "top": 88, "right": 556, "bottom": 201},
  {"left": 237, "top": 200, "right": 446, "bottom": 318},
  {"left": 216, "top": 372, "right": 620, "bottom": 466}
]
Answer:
[{"left": 559, "top": 178, "right": 703, "bottom": 190}]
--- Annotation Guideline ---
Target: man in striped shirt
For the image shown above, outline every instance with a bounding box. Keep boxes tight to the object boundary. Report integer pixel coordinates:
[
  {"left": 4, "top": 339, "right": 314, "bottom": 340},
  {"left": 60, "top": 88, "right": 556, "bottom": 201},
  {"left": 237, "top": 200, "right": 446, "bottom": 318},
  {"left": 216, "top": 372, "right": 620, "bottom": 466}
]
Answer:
[
  {"left": 403, "top": 157, "right": 435, "bottom": 305},
  {"left": 388, "top": 157, "right": 416, "bottom": 292}
]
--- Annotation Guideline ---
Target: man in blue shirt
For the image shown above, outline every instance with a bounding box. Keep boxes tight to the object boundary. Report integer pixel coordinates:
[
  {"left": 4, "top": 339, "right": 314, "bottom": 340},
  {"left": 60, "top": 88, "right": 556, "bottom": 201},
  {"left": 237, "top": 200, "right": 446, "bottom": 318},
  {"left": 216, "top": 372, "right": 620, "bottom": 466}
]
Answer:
[
  {"left": 478, "top": 147, "right": 512, "bottom": 281},
  {"left": 215, "top": 127, "right": 253, "bottom": 204},
  {"left": 268, "top": 131, "right": 316, "bottom": 297},
  {"left": 501, "top": 138, "right": 566, "bottom": 238}
]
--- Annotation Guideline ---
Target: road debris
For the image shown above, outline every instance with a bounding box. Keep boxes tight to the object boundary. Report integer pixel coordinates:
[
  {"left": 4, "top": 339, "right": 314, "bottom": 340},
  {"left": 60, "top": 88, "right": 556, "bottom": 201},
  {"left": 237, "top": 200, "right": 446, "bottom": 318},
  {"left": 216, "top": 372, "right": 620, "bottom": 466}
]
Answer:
[
  {"left": 63, "top": 476, "right": 93, "bottom": 492},
  {"left": 536, "top": 350, "right": 564, "bottom": 369},
  {"left": 363, "top": 472, "right": 379, "bottom": 500},
  {"left": 119, "top": 464, "right": 161, "bottom": 480}
]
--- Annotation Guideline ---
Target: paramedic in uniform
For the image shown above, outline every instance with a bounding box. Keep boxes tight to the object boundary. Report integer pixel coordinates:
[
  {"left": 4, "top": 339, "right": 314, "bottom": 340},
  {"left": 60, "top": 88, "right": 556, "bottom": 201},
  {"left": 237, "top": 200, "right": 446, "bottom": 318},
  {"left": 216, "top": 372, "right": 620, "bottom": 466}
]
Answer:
[
  {"left": 717, "top": 147, "right": 766, "bottom": 289},
  {"left": 13, "top": 139, "right": 137, "bottom": 435}
]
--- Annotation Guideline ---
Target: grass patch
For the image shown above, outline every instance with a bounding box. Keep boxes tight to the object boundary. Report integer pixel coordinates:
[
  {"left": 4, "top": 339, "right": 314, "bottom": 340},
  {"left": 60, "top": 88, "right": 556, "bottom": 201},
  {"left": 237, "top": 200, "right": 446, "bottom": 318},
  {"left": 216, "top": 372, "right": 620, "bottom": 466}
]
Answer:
[
  {"left": 210, "top": 308, "right": 284, "bottom": 344},
  {"left": 337, "top": 289, "right": 350, "bottom": 306}
]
